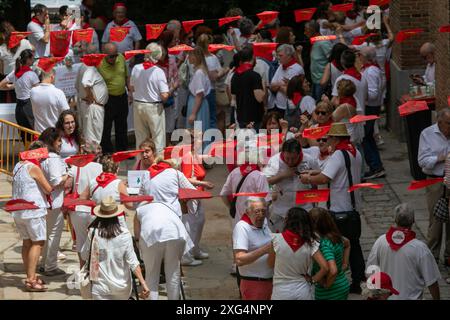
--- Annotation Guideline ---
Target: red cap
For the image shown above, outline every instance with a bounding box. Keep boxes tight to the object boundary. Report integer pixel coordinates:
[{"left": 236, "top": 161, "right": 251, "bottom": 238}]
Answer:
[
  {"left": 369, "top": 272, "right": 399, "bottom": 295},
  {"left": 8, "top": 32, "right": 32, "bottom": 49},
  {"left": 72, "top": 28, "right": 94, "bottom": 45},
  {"left": 110, "top": 26, "right": 131, "bottom": 42},
  {"left": 294, "top": 8, "right": 317, "bottom": 23},
  {"left": 120, "top": 194, "right": 154, "bottom": 203},
  {"left": 178, "top": 188, "right": 213, "bottom": 200},
  {"left": 182, "top": 20, "right": 204, "bottom": 34},
  {"left": 256, "top": 11, "right": 279, "bottom": 29},
  {"left": 80, "top": 54, "right": 107, "bottom": 67},
  {"left": 37, "top": 57, "right": 64, "bottom": 72},
  {"left": 146, "top": 24, "right": 167, "bottom": 40},
  {"left": 65, "top": 154, "right": 96, "bottom": 167},
  {"left": 113, "top": 2, "right": 127, "bottom": 11},
  {"left": 124, "top": 49, "right": 151, "bottom": 60},
  {"left": 296, "top": 189, "right": 330, "bottom": 205},
  {"left": 218, "top": 16, "right": 241, "bottom": 27},
  {"left": 20, "top": 148, "right": 49, "bottom": 161},
  {"left": 112, "top": 150, "right": 144, "bottom": 163},
  {"left": 168, "top": 44, "right": 194, "bottom": 55},
  {"left": 4, "top": 199, "right": 39, "bottom": 212}
]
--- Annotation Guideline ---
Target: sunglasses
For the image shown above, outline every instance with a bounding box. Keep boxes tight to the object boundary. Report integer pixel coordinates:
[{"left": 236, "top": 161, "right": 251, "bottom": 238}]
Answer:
[
  {"left": 317, "top": 138, "right": 328, "bottom": 143},
  {"left": 315, "top": 111, "right": 328, "bottom": 116}
]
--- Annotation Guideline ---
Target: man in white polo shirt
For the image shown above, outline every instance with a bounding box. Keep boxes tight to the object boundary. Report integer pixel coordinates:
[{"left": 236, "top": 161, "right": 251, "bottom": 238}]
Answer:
[
  {"left": 27, "top": 4, "right": 50, "bottom": 58},
  {"left": 130, "top": 43, "right": 169, "bottom": 154}
]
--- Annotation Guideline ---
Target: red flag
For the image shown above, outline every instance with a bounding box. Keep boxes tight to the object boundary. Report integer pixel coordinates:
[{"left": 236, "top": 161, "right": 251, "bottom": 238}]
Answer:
[
  {"left": 395, "top": 28, "right": 423, "bottom": 43},
  {"left": 168, "top": 44, "right": 194, "bottom": 55},
  {"left": 72, "top": 28, "right": 94, "bottom": 45},
  {"left": 124, "top": 50, "right": 151, "bottom": 60},
  {"left": 80, "top": 54, "right": 107, "bottom": 67},
  {"left": 310, "top": 35, "right": 337, "bottom": 44},
  {"left": 294, "top": 8, "right": 317, "bottom": 23},
  {"left": 331, "top": 3, "right": 354, "bottom": 12},
  {"left": 253, "top": 42, "right": 278, "bottom": 61},
  {"left": 8, "top": 32, "right": 32, "bottom": 49},
  {"left": 50, "top": 30, "right": 71, "bottom": 57},
  {"left": 352, "top": 33, "right": 379, "bottom": 45},
  {"left": 296, "top": 189, "right": 330, "bottom": 204},
  {"left": 208, "top": 139, "right": 237, "bottom": 157},
  {"left": 19, "top": 148, "right": 49, "bottom": 161},
  {"left": 182, "top": 20, "right": 204, "bottom": 34},
  {"left": 4, "top": 199, "right": 39, "bottom": 212},
  {"left": 208, "top": 44, "right": 235, "bottom": 53},
  {"left": 120, "top": 194, "right": 154, "bottom": 203},
  {"left": 408, "top": 178, "right": 443, "bottom": 191},
  {"left": 65, "top": 154, "right": 96, "bottom": 167},
  {"left": 257, "top": 11, "right": 279, "bottom": 29},
  {"left": 439, "top": 25, "right": 450, "bottom": 33},
  {"left": 349, "top": 183, "right": 384, "bottom": 192},
  {"left": 302, "top": 126, "right": 331, "bottom": 140},
  {"left": 63, "top": 198, "right": 96, "bottom": 208},
  {"left": 179, "top": 188, "right": 213, "bottom": 200},
  {"left": 369, "top": 0, "right": 391, "bottom": 6},
  {"left": 112, "top": 150, "right": 144, "bottom": 163},
  {"left": 398, "top": 100, "right": 429, "bottom": 117},
  {"left": 232, "top": 192, "right": 269, "bottom": 198},
  {"left": 163, "top": 145, "right": 191, "bottom": 160},
  {"left": 219, "top": 16, "right": 241, "bottom": 27},
  {"left": 110, "top": 26, "right": 131, "bottom": 42},
  {"left": 37, "top": 57, "right": 64, "bottom": 72},
  {"left": 146, "top": 23, "right": 167, "bottom": 40},
  {"left": 350, "top": 115, "right": 380, "bottom": 124},
  {"left": 257, "top": 133, "right": 284, "bottom": 147}
]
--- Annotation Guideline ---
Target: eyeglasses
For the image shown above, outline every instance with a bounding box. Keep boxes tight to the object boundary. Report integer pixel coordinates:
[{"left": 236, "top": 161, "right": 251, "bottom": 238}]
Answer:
[
  {"left": 315, "top": 111, "right": 328, "bottom": 116},
  {"left": 253, "top": 209, "right": 266, "bottom": 215}
]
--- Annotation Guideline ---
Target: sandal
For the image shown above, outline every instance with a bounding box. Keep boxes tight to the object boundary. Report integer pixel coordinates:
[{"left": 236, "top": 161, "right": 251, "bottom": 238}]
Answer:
[
  {"left": 25, "top": 280, "right": 48, "bottom": 292},
  {"left": 35, "top": 277, "right": 47, "bottom": 285}
]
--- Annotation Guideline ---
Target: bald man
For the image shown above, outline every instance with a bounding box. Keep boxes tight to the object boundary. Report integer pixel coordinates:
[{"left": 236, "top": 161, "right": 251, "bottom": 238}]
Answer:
[{"left": 412, "top": 42, "right": 435, "bottom": 86}]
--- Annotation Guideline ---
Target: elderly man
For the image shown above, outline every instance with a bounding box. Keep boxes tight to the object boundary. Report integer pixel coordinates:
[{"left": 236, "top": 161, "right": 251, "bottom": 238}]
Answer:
[
  {"left": 233, "top": 197, "right": 273, "bottom": 300},
  {"left": 418, "top": 108, "right": 450, "bottom": 267},
  {"left": 366, "top": 203, "right": 441, "bottom": 300},
  {"left": 98, "top": 42, "right": 129, "bottom": 152},
  {"left": 300, "top": 123, "right": 365, "bottom": 294},
  {"left": 101, "top": 2, "right": 142, "bottom": 53},
  {"left": 130, "top": 43, "right": 169, "bottom": 154},
  {"left": 360, "top": 46, "right": 386, "bottom": 180},
  {"left": 269, "top": 44, "right": 305, "bottom": 117},
  {"left": 412, "top": 42, "right": 435, "bottom": 86}
]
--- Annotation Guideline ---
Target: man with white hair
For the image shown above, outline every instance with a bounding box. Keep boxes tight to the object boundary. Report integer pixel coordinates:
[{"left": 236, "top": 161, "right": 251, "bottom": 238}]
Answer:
[
  {"left": 130, "top": 43, "right": 170, "bottom": 154},
  {"left": 360, "top": 46, "right": 386, "bottom": 180},
  {"left": 412, "top": 42, "right": 435, "bottom": 86},
  {"left": 269, "top": 44, "right": 305, "bottom": 117},
  {"left": 366, "top": 203, "right": 441, "bottom": 300}
]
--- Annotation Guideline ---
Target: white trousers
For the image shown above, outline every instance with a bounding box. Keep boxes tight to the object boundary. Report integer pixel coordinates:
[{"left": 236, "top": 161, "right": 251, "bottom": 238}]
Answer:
[
  {"left": 41, "top": 208, "right": 64, "bottom": 271},
  {"left": 181, "top": 202, "right": 205, "bottom": 256},
  {"left": 70, "top": 211, "right": 95, "bottom": 253},
  {"left": 140, "top": 239, "right": 185, "bottom": 300},
  {"left": 83, "top": 103, "right": 105, "bottom": 144},
  {"left": 133, "top": 101, "right": 166, "bottom": 154}
]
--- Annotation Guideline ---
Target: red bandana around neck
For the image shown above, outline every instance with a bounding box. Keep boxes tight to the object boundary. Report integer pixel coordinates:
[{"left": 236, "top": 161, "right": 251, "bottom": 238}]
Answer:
[
  {"left": 241, "top": 213, "right": 257, "bottom": 227},
  {"left": 27, "top": 159, "right": 41, "bottom": 168},
  {"left": 339, "top": 96, "right": 357, "bottom": 108},
  {"left": 282, "top": 58, "right": 297, "bottom": 70},
  {"left": 96, "top": 172, "right": 117, "bottom": 188},
  {"left": 235, "top": 62, "right": 254, "bottom": 75},
  {"left": 149, "top": 162, "right": 172, "bottom": 178},
  {"left": 31, "top": 17, "right": 44, "bottom": 27},
  {"left": 239, "top": 164, "right": 259, "bottom": 177},
  {"left": 335, "top": 139, "right": 357, "bottom": 157},
  {"left": 280, "top": 151, "right": 303, "bottom": 168},
  {"left": 15, "top": 66, "right": 32, "bottom": 79},
  {"left": 64, "top": 135, "right": 74, "bottom": 147},
  {"left": 344, "top": 67, "right": 362, "bottom": 81},
  {"left": 282, "top": 229, "right": 305, "bottom": 252},
  {"left": 320, "top": 149, "right": 330, "bottom": 158},
  {"left": 143, "top": 61, "right": 157, "bottom": 70},
  {"left": 386, "top": 226, "right": 416, "bottom": 251}
]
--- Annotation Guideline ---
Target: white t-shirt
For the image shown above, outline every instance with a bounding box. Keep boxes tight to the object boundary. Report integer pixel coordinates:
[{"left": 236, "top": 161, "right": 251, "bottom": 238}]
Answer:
[
  {"left": 69, "top": 162, "right": 103, "bottom": 212},
  {"left": 189, "top": 69, "right": 211, "bottom": 97},
  {"left": 367, "top": 235, "right": 441, "bottom": 300},
  {"left": 101, "top": 20, "right": 143, "bottom": 53},
  {"left": 130, "top": 64, "right": 169, "bottom": 103},
  {"left": 321, "top": 149, "right": 362, "bottom": 212},
  {"left": 60, "top": 136, "right": 79, "bottom": 159},
  {"left": 233, "top": 219, "right": 273, "bottom": 279},
  {"left": 41, "top": 152, "right": 68, "bottom": 209},
  {"left": 27, "top": 20, "right": 48, "bottom": 58},
  {"left": 270, "top": 63, "right": 304, "bottom": 110},
  {"left": 288, "top": 95, "right": 316, "bottom": 116},
  {"left": 5, "top": 69, "right": 40, "bottom": 100},
  {"left": 254, "top": 58, "right": 270, "bottom": 87},
  {"left": 30, "top": 83, "right": 70, "bottom": 133},
  {"left": 424, "top": 63, "right": 435, "bottom": 85},
  {"left": 362, "top": 65, "right": 383, "bottom": 106},
  {"left": 0, "top": 40, "right": 33, "bottom": 75},
  {"left": 205, "top": 54, "right": 221, "bottom": 86},
  {"left": 81, "top": 66, "right": 109, "bottom": 105},
  {"left": 330, "top": 63, "right": 343, "bottom": 88},
  {"left": 332, "top": 73, "right": 368, "bottom": 114}
]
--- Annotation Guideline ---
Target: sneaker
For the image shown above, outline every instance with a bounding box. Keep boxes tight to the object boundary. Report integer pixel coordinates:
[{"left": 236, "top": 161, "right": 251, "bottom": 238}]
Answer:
[
  {"left": 43, "top": 268, "right": 66, "bottom": 277},
  {"left": 181, "top": 257, "right": 202, "bottom": 267},
  {"left": 364, "top": 169, "right": 386, "bottom": 180},
  {"left": 193, "top": 251, "right": 209, "bottom": 260},
  {"left": 349, "top": 283, "right": 362, "bottom": 295},
  {"left": 57, "top": 251, "right": 66, "bottom": 261}
]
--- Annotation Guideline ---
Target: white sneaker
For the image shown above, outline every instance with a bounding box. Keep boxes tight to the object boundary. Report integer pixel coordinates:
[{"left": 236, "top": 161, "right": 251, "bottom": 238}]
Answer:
[
  {"left": 181, "top": 257, "right": 203, "bottom": 266},
  {"left": 193, "top": 251, "right": 209, "bottom": 260},
  {"left": 57, "top": 251, "right": 66, "bottom": 261}
]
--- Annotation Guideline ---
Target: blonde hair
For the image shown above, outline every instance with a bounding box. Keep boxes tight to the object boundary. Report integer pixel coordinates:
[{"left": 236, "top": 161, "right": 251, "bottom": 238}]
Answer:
[
  {"left": 196, "top": 33, "right": 212, "bottom": 54},
  {"left": 315, "top": 101, "right": 334, "bottom": 114},
  {"left": 100, "top": 155, "right": 119, "bottom": 173},
  {"left": 189, "top": 46, "right": 209, "bottom": 75},
  {"left": 337, "top": 79, "right": 356, "bottom": 97}
]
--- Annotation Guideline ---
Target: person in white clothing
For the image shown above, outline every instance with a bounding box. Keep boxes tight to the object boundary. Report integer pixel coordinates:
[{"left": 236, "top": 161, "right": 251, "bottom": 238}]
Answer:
[
  {"left": 366, "top": 203, "right": 441, "bottom": 300},
  {"left": 412, "top": 42, "right": 435, "bottom": 86},
  {"left": 56, "top": 110, "right": 82, "bottom": 159},
  {"left": 130, "top": 43, "right": 169, "bottom": 154},
  {"left": 31, "top": 69, "right": 70, "bottom": 133},
  {"left": 27, "top": 4, "right": 50, "bottom": 58},
  {"left": 81, "top": 197, "right": 149, "bottom": 300},
  {"left": 11, "top": 141, "right": 52, "bottom": 292},
  {"left": 134, "top": 202, "right": 193, "bottom": 300}
]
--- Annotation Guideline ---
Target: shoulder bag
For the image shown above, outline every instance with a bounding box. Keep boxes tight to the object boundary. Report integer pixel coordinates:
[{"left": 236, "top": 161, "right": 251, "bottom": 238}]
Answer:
[
  {"left": 434, "top": 187, "right": 449, "bottom": 223},
  {"left": 78, "top": 227, "right": 96, "bottom": 299},
  {"left": 229, "top": 174, "right": 250, "bottom": 219}
]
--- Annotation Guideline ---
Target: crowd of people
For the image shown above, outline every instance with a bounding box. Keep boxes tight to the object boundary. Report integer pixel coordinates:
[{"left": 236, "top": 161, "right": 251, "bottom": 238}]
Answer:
[{"left": 0, "top": 0, "right": 448, "bottom": 300}]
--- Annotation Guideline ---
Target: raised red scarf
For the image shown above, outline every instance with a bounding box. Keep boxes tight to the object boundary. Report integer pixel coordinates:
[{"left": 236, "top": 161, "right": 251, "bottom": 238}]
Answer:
[
  {"left": 31, "top": 17, "right": 44, "bottom": 27},
  {"left": 339, "top": 96, "right": 357, "bottom": 108},
  {"left": 282, "top": 58, "right": 297, "bottom": 71},
  {"left": 235, "top": 62, "right": 253, "bottom": 75},
  {"left": 282, "top": 229, "right": 305, "bottom": 252},
  {"left": 15, "top": 66, "right": 32, "bottom": 79},
  {"left": 280, "top": 151, "right": 303, "bottom": 168},
  {"left": 335, "top": 139, "right": 357, "bottom": 157},
  {"left": 241, "top": 213, "right": 255, "bottom": 227},
  {"left": 95, "top": 172, "right": 117, "bottom": 188},
  {"left": 344, "top": 67, "right": 362, "bottom": 81},
  {"left": 239, "top": 164, "right": 259, "bottom": 177},
  {"left": 149, "top": 162, "right": 172, "bottom": 178},
  {"left": 386, "top": 226, "right": 416, "bottom": 251},
  {"left": 143, "top": 61, "right": 157, "bottom": 70}
]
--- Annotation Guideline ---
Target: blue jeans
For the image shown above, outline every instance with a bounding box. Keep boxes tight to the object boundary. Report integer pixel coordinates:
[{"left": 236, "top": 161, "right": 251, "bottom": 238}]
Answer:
[
  {"left": 206, "top": 89, "right": 217, "bottom": 129},
  {"left": 312, "top": 83, "right": 324, "bottom": 101},
  {"left": 362, "top": 106, "right": 383, "bottom": 172}
]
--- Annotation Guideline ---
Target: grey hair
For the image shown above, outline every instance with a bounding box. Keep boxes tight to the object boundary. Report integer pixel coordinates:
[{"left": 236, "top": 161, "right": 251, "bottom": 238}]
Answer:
[
  {"left": 245, "top": 196, "right": 266, "bottom": 209},
  {"left": 421, "top": 42, "right": 435, "bottom": 55},
  {"left": 305, "top": 20, "right": 320, "bottom": 34},
  {"left": 437, "top": 108, "right": 450, "bottom": 121},
  {"left": 360, "top": 46, "right": 377, "bottom": 62},
  {"left": 145, "top": 42, "right": 163, "bottom": 63},
  {"left": 277, "top": 44, "right": 296, "bottom": 58},
  {"left": 394, "top": 203, "right": 415, "bottom": 228}
]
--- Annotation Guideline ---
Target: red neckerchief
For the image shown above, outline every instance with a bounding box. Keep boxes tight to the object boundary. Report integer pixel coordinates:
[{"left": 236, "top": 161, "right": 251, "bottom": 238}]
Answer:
[
  {"left": 335, "top": 139, "right": 357, "bottom": 157},
  {"left": 95, "top": 172, "right": 117, "bottom": 188},
  {"left": 82, "top": 22, "right": 90, "bottom": 29},
  {"left": 339, "top": 96, "right": 357, "bottom": 108},
  {"left": 143, "top": 61, "right": 157, "bottom": 70},
  {"left": 31, "top": 17, "right": 44, "bottom": 27},
  {"left": 280, "top": 151, "right": 303, "bottom": 168},
  {"left": 318, "top": 119, "right": 333, "bottom": 127},
  {"left": 362, "top": 62, "right": 381, "bottom": 71},
  {"left": 241, "top": 213, "right": 256, "bottom": 227},
  {"left": 292, "top": 92, "right": 303, "bottom": 106},
  {"left": 235, "top": 62, "right": 253, "bottom": 75},
  {"left": 148, "top": 162, "right": 172, "bottom": 178},
  {"left": 282, "top": 58, "right": 297, "bottom": 71},
  {"left": 15, "top": 66, "right": 32, "bottom": 79},
  {"left": 346, "top": 10, "right": 358, "bottom": 20},
  {"left": 26, "top": 159, "right": 41, "bottom": 168},
  {"left": 386, "top": 226, "right": 416, "bottom": 251},
  {"left": 113, "top": 18, "right": 130, "bottom": 26},
  {"left": 64, "top": 135, "right": 74, "bottom": 147},
  {"left": 320, "top": 149, "right": 330, "bottom": 159},
  {"left": 282, "top": 229, "right": 305, "bottom": 252},
  {"left": 344, "top": 67, "right": 362, "bottom": 81},
  {"left": 239, "top": 164, "right": 259, "bottom": 177}
]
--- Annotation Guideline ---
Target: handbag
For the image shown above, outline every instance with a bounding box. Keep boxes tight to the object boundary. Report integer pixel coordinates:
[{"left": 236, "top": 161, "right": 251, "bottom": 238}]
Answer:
[
  {"left": 229, "top": 174, "right": 249, "bottom": 219},
  {"left": 64, "top": 166, "right": 80, "bottom": 212},
  {"left": 78, "top": 228, "right": 96, "bottom": 299},
  {"left": 434, "top": 187, "right": 449, "bottom": 223}
]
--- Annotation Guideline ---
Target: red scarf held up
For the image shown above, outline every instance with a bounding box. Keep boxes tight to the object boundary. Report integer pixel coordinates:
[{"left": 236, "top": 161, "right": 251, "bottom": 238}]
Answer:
[
  {"left": 239, "top": 164, "right": 259, "bottom": 177},
  {"left": 96, "top": 172, "right": 117, "bottom": 188},
  {"left": 339, "top": 96, "right": 357, "bottom": 108},
  {"left": 282, "top": 229, "right": 305, "bottom": 252},
  {"left": 335, "top": 139, "right": 357, "bottom": 157},
  {"left": 143, "top": 61, "right": 157, "bottom": 70},
  {"left": 280, "top": 151, "right": 303, "bottom": 168},
  {"left": 15, "top": 66, "right": 32, "bottom": 79},
  {"left": 386, "top": 226, "right": 416, "bottom": 251},
  {"left": 31, "top": 17, "right": 44, "bottom": 27},
  {"left": 235, "top": 62, "right": 253, "bottom": 75},
  {"left": 148, "top": 162, "right": 172, "bottom": 178},
  {"left": 282, "top": 58, "right": 297, "bottom": 70},
  {"left": 344, "top": 67, "right": 362, "bottom": 81}
]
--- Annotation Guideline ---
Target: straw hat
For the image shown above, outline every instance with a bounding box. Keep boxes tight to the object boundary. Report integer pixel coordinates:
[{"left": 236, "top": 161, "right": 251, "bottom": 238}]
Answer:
[
  {"left": 327, "top": 122, "right": 350, "bottom": 137},
  {"left": 93, "top": 196, "right": 125, "bottom": 218}
]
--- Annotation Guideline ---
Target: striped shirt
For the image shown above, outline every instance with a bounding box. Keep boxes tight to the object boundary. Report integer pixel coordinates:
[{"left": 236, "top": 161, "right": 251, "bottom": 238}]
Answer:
[{"left": 312, "top": 237, "right": 349, "bottom": 300}]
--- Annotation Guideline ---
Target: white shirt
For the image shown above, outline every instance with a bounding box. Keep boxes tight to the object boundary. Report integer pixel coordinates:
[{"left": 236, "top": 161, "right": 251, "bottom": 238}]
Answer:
[
  {"left": 59, "top": 136, "right": 79, "bottom": 159},
  {"left": 233, "top": 219, "right": 273, "bottom": 279},
  {"left": 75, "top": 63, "right": 88, "bottom": 101},
  {"left": 41, "top": 152, "right": 68, "bottom": 209},
  {"left": 322, "top": 149, "right": 362, "bottom": 212},
  {"left": 0, "top": 40, "right": 33, "bottom": 75},
  {"left": 31, "top": 83, "right": 70, "bottom": 133},
  {"left": 270, "top": 63, "right": 304, "bottom": 110},
  {"left": 254, "top": 58, "right": 270, "bottom": 87},
  {"left": 295, "top": 96, "right": 316, "bottom": 116},
  {"left": 332, "top": 73, "right": 368, "bottom": 114},
  {"left": 330, "top": 63, "right": 343, "bottom": 88},
  {"left": 130, "top": 64, "right": 169, "bottom": 103},
  {"left": 189, "top": 69, "right": 211, "bottom": 97},
  {"left": 81, "top": 66, "right": 109, "bottom": 105},
  {"left": 27, "top": 20, "right": 48, "bottom": 58},
  {"left": 136, "top": 202, "right": 194, "bottom": 255},
  {"left": 69, "top": 162, "right": 103, "bottom": 212},
  {"left": 367, "top": 234, "right": 441, "bottom": 300},
  {"left": 263, "top": 152, "right": 319, "bottom": 214},
  {"left": 362, "top": 65, "right": 383, "bottom": 107},
  {"left": 101, "top": 20, "right": 142, "bottom": 53},
  {"left": 418, "top": 124, "right": 450, "bottom": 176},
  {"left": 5, "top": 69, "right": 40, "bottom": 100},
  {"left": 424, "top": 62, "right": 435, "bottom": 85},
  {"left": 205, "top": 54, "right": 221, "bottom": 86}
]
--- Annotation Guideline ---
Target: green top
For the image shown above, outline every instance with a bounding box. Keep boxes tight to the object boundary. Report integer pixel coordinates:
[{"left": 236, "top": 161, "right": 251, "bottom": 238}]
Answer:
[
  {"left": 310, "top": 40, "right": 332, "bottom": 84},
  {"left": 97, "top": 54, "right": 128, "bottom": 96},
  {"left": 312, "top": 237, "right": 349, "bottom": 300}
]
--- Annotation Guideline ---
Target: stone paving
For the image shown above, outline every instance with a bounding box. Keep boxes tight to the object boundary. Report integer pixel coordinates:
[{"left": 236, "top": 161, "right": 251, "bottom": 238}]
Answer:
[{"left": 0, "top": 129, "right": 449, "bottom": 300}]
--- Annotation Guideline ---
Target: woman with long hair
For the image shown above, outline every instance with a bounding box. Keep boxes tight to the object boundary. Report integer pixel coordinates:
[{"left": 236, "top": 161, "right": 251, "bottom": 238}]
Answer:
[
  {"left": 286, "top": 74, "right": 316, "bottom": 129},
  {"left": 56, "top": 109, "right": 83, "bottom": 159},
  {"left": 320, "top": 43, "right": 348, "bottom": 90}
]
